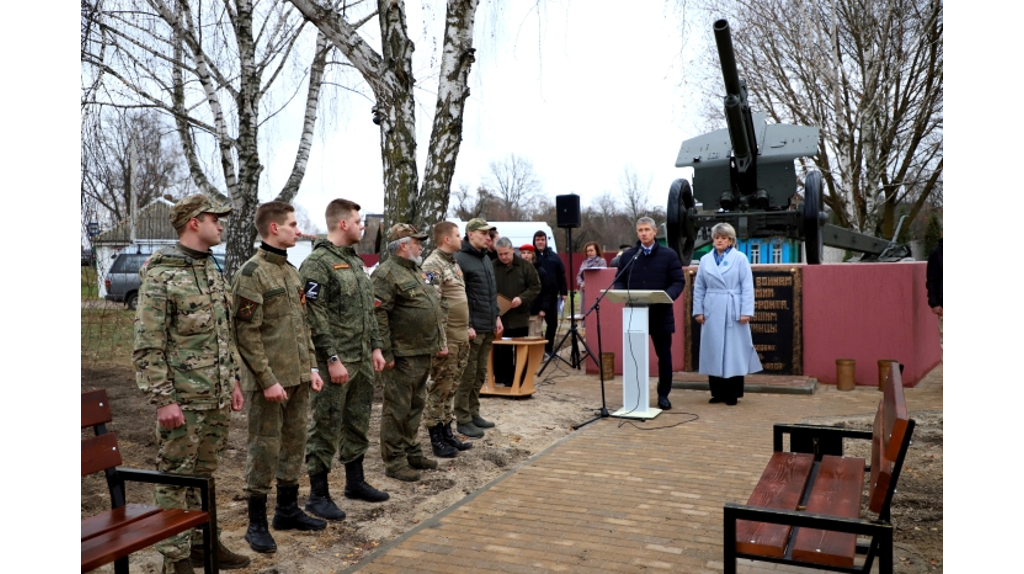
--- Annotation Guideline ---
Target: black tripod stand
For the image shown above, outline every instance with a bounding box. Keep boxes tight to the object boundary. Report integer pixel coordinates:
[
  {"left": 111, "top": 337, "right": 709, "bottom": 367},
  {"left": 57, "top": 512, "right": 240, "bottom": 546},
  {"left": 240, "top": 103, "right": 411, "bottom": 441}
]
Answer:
[{"left": 538, "top": 227, "right": 592, "bottom": 377}]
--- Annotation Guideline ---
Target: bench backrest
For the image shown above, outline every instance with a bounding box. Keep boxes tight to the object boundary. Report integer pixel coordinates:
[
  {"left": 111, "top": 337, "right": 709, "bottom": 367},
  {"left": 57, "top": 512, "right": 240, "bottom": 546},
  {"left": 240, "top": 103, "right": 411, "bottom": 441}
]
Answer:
[
  {"left": 867, "top": 362, "right": 914, "bottom": 517},
  {"left": 82, "top": 389, "right": 124, "bottom": 477}
]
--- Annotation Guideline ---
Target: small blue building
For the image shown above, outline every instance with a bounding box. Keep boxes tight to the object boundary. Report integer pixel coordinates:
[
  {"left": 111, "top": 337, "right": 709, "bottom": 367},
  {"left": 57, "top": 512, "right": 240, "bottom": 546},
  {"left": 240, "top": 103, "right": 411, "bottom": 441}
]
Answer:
[{"left": 693, "top": 237, "right": 802, "bottom": 264}]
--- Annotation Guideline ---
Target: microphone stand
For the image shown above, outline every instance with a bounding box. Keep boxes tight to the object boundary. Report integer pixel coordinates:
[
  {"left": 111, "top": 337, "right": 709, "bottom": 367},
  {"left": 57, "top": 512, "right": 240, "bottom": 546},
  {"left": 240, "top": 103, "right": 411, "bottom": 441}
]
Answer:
[{"left": 571, "top": 250, "right": 640, "bottom": 430}]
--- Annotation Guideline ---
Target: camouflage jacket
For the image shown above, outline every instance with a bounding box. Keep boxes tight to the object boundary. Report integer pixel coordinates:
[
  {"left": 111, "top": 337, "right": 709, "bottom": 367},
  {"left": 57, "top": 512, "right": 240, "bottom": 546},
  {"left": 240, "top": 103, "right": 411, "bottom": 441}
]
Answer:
[
  {"left": 372, "top": 254, "right": 444, "bottom": 361},
  {"left": 421, "top": 248, "right": 470, "bottom": 347},
  {"left": 299, "top": 239, "right": 382, "bottom": 364},
  {"left": 231, "top": 248, "right": 316, "bottom": 391},
  {"left": 133, "top": 243, "right": 240, "bottom": 410}
]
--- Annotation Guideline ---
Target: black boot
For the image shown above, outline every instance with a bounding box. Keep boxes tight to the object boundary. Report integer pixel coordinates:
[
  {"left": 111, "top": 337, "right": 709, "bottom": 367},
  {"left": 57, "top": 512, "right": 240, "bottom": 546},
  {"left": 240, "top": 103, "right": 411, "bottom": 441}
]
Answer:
[
  {"left": 443, "top": 419, "right": 473, "bottom": 451},
  {"left": 305, "top": 471, "right": 346, "bottom": 521},
  {"left": 271, "top": 484, "right": 327, "bottom": 531},
  {"left": 343, "top": 455, "right": 390, "bottom": 502},
  {"left": 244, "top": 494, "right": 277, "bottom": 554},
  {"left": 429, "top": 423, "right": 459, "bottom": 458}
]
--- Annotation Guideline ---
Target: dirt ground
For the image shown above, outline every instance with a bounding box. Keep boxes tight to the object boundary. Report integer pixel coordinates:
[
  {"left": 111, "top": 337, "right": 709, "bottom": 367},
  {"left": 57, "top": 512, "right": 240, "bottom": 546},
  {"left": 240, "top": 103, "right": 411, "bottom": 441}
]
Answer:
[{"left": 82, "top": 365, "right": 942, "bottom": 573}]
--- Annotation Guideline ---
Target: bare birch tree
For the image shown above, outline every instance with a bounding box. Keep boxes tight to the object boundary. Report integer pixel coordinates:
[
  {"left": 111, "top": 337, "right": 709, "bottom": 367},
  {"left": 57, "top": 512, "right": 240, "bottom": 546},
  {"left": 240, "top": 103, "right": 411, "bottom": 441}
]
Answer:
[
  {"left": 285, "top": 0, "right": 481, "bottom": 233},
  {"left": 687, "top": 0, "right": 942, "bottom": 238},
  {"left": 82, "top": 0, "right": 335, "bottom": 275}
]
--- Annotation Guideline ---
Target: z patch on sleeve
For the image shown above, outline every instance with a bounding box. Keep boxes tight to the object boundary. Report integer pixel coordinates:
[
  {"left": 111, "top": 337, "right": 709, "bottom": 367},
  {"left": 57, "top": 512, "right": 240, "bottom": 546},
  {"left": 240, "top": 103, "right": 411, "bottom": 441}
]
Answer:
[
  {"left": 304, "top": 280, "right": 321, "bottom": 301},
  {"left": 236, "top": 297, "right": 260, "bottom": 321}
]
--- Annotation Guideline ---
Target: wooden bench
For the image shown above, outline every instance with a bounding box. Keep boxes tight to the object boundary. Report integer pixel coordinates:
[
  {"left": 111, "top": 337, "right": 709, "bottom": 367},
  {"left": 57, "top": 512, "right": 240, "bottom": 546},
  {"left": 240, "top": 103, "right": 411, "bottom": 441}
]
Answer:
[
  {"left": 81, "top": 389, "right": 220, "bottom": 573},
  {"left": 723, "top": 361, "right": 915, "bottom": 574}
]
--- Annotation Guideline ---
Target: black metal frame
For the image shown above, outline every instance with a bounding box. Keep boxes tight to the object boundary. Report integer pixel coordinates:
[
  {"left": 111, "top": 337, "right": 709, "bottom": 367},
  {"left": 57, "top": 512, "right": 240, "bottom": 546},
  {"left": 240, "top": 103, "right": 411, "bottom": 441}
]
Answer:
[
  {"left": 87, "top": 421, "right": 220, "bottom": 574},
  {"left": 722, "top": 419, "right": 916, "bottom": 574}
]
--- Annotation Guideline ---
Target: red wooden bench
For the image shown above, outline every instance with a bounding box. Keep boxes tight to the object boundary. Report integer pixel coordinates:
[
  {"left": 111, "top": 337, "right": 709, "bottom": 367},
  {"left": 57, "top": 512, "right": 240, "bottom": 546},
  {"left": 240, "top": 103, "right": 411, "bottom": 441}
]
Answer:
[
  {"left": 723, "top": 361, "right": 915, "bottom": 574},
  {"left": 81, "top": 389, "right": 220, "bottom": 573}
]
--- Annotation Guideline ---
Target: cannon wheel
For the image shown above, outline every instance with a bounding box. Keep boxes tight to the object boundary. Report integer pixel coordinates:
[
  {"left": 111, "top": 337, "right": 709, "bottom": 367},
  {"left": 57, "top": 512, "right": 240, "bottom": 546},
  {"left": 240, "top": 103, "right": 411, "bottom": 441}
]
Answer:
[
  {"left": 667, "top": 178, "right": 697, "bottom": 265},
  {"left": 802, "top": 170, "right": 824, "bottom": 265}
]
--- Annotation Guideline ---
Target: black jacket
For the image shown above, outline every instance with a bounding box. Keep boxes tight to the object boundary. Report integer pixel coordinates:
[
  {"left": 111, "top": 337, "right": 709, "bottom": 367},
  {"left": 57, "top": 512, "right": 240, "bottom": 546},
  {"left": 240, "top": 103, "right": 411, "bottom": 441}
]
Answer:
[
  {"left": 612, "top": 241, "right": 686, "bottom": 333},
  {"left": 530, "top": 262, "right": 557, "bottom": 315},
  {"left": 926, "top": 240, "right": 942, "bottom": 309},
  {"left": 534, "top": 247, "right": 567, "bottom": 305},
  {"left": 454, "top": 242, "right": 499, "bottom": 332}
]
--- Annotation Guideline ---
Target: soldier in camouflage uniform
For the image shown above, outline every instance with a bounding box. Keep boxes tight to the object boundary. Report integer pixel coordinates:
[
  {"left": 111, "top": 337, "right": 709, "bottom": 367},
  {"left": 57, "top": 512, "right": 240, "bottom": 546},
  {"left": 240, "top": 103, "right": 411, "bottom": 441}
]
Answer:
[
  {"left": 300, "top": 199, "right": 389, "bottom": 521},
  {"left": 133, "top": 194, "right": 249, "bottom": 574},
  {"left": 231, "top": 201, "right": 327, "bottom": 554},
  {"left": 372, "top": 223, "right": 446, "bottom": 482},
  {"left": 421, "top": 221, "right": 474, "bottom": 457}
]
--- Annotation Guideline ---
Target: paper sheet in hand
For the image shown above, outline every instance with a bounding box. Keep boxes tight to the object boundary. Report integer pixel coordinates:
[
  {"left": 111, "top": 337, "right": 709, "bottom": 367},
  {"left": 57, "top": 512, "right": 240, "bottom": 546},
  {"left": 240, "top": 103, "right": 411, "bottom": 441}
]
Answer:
[{"left": 497, "top": 294, "right": 513, "bottom": 315}]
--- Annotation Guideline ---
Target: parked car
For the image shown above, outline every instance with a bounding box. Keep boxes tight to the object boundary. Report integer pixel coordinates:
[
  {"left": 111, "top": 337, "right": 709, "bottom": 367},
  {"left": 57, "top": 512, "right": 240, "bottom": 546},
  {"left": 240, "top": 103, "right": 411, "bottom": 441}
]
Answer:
[{"left": 105, "top": 251, "right": 225, "bottom": 310}]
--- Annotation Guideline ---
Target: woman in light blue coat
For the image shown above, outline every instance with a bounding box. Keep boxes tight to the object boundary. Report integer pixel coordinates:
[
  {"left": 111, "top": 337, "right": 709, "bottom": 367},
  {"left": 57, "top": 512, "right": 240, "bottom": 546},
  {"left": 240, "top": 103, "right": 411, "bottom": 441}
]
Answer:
[{"left": 692, "top": 223, "right": 761, "bottom": 405}]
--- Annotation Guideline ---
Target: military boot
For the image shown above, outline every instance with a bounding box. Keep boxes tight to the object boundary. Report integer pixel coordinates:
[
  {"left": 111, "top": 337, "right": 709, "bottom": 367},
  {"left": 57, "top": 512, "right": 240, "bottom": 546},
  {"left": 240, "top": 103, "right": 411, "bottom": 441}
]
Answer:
[
  {"left": 408, "top": 454, "right": 438, "bottom": 470},
  {"left": 385, "top": 464, "right": 421, "bottom": 482},
  {"left": 189, "top": 538, "right": 250, "bottom": 570},
  {"left": 271, "top": 484, "right": 327, "bottom": 531},
  {"left": 428, "top": 423, "right": 458, "bottom": 458},
  {"left": 457, "top": 420, "right": 484, "bottom": 438},
  {"left": 443, "top": 419, "right": 473, "bottom": 451},
  {"left": 162, "top": 557, "right": 196, "bottom": 574},
  {"left": 305, "top": 471, "right": 346, "bottom": 521},
  {"left": 343, "top": 454, "right": 390, "bottom": 502},
  {"left": 244, "top": 494, "right": 276, "bottom": 553},
  {"left": 472, "top": 414, "right": 495, "bottom": 428}
]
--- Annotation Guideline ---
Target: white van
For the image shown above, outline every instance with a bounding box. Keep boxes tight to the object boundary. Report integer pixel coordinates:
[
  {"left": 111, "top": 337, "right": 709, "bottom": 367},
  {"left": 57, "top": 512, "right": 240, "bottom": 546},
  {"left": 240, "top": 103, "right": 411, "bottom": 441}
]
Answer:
[{"left": 452, "top": 220, "right": 558, "bottom": 253}]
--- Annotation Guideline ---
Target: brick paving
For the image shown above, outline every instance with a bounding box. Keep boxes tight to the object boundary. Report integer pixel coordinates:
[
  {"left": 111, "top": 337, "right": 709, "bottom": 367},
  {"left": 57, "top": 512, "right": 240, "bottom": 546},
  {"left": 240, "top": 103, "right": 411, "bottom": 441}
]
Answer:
[{"left": 344, "top": 365, "right": 943, "bottom": 573}]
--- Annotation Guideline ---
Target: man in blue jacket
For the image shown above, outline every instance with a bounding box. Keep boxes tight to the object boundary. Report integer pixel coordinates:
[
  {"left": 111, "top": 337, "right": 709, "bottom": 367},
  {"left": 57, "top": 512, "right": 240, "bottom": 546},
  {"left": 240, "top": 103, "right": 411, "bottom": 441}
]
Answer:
[{"left": 612, "top": 217, "right": 686, "bottom": 410}]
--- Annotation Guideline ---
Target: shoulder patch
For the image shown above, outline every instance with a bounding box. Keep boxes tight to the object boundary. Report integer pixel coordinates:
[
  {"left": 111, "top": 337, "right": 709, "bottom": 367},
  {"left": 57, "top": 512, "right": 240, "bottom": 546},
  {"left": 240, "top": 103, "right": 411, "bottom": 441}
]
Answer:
[
  {"left": 304, "top": 280, "right": 321, "bottom": 301},
  {"left": 237, "top": 297, "right": 259, "bottom": 321},
  {"left": 333, "top": 263, "right": 351, "bottom": 270},
  {"left": 241, "top": 261, "right": 259, "bottom": 276}
]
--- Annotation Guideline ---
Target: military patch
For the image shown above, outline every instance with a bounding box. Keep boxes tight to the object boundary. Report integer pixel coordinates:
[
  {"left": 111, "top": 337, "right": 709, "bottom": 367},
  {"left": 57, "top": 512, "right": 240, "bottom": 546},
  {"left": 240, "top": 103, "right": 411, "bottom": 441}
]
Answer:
[
  {"left": 298, "top": 286, "right": 306, "bottom": 306},
  {"left": 374, "top": 297, "right": 382, "bottom": 307},
  {"left": 424, "top": 271, "right": 437, "bottom": 285},
  {"left": 237, "top": 297, "right": 259, "bottom": 321},
  {"left": 304, "top": 280, "right": 321, "bottom": 301},
  {"left": 333, "top": 263, "right": 351, "bottom": 270}
]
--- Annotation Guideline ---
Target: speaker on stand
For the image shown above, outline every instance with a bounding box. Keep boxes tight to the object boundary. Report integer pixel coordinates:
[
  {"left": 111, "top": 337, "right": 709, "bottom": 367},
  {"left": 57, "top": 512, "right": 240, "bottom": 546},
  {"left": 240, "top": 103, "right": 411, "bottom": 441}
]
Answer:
[
  {"left": 556, "top": 194, "right": 581, "bottom": 228},
  {"left": 539, "top": 194, "right": 591, "bottom": 376}
]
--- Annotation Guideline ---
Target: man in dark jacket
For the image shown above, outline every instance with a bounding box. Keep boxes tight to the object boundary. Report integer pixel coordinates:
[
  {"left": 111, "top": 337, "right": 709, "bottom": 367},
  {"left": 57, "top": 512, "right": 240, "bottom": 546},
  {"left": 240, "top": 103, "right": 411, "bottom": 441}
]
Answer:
[
  {"left": 492, "top": 238, "right": 541, "bottom": 385},
  {"left": 926, "top": 238, "right": 942, "bottom": 348},
  {"left": 453, "top": 218, "right": 504, "bottom": 437},
  {"left": 532, "top": 230, "right": 567, "bottom": 356},
  {"left": 613, "top": 217, "right": 686, "bottom": 410}
]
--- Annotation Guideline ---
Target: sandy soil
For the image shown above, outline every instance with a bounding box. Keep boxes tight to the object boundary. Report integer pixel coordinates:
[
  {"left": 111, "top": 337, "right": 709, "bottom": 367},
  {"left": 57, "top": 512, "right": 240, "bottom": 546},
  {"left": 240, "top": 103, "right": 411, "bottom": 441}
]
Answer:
[{"left": 82, "top": 364, "right": 942, "bottom": 573}]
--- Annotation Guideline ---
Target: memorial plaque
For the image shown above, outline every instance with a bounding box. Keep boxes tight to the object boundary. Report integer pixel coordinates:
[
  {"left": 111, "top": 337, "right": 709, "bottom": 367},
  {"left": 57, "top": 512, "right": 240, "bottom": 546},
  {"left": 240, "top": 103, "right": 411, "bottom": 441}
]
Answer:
[{"left": 684, "top": 265, "right": 802, "bottom": 375}]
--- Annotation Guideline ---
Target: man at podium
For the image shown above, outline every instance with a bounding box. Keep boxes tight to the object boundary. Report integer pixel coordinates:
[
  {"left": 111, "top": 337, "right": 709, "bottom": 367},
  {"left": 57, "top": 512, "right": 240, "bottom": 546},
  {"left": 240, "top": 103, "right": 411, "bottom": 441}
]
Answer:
[{"left": 613, "top": 217, "right": 686, "bottom": 410}]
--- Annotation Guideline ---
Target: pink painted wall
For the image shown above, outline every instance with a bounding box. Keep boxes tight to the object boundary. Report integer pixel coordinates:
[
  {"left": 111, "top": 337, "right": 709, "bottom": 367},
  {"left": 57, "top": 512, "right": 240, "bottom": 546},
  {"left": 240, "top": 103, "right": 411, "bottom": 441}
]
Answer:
[{"left": 582, "top": 262, "right": 942, "bottom": 387}]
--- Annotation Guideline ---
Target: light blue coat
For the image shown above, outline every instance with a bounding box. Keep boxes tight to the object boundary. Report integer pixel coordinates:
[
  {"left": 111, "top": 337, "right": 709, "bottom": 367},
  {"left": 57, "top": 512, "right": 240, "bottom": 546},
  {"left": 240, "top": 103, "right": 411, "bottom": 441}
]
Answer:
[{"left": 692, "top": 248, "right": 762, "bottom": 378}]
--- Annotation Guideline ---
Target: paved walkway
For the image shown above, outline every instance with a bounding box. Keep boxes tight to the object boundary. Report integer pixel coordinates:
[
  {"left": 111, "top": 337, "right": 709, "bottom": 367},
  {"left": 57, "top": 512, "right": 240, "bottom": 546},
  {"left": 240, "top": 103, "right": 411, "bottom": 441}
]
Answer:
[{"left": 345, "top": 366, "right": 943, "bottom": 573}]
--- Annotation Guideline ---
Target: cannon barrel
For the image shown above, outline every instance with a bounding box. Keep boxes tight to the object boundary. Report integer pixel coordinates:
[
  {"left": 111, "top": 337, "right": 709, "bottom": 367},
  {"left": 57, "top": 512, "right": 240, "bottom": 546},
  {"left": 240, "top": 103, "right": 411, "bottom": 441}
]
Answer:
[
  {"left": 714, "top": 19, "right": 742, "bottom": 96},
  {"left": 714, "top": 19, "right": 754, "bottom": 172}
]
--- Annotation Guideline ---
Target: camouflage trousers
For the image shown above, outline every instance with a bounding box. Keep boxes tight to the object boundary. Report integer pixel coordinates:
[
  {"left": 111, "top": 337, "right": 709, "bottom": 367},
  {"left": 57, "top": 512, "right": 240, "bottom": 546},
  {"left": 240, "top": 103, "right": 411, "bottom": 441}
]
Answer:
[
  {"left": 424, "top": 339, "right": 470, "bottom": 427},
  {"left": 306, "top": 359, "right": 374, "bottom": 474},
  {"left": 245, "top": 383, "right": 310, "bottom": 496},
  {"left": 154, "top": 406, "right": 230, "bottom": 560},
  {"left": 380, "top": 354, "right": 431, "bottom": 472},
  {"left": 454, "top": 332, "right": 495, "bottom": 425}
]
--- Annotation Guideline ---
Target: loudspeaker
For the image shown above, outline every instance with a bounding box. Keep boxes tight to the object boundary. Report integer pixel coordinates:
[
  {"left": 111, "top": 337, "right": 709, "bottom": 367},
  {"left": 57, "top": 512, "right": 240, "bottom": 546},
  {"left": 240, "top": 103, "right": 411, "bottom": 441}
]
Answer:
[{"left": 556, "top": 194, "right": 581, "bottom": 228}]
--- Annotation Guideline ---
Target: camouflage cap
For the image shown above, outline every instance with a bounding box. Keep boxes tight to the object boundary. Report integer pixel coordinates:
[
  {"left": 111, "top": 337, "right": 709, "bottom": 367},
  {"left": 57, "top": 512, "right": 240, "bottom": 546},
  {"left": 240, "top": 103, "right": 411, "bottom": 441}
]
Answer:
[
  {"left": 465, "top": 217, "right": 495, "bottom": 233},
  {"left": 387, "top": 223, "right": 428, "bottom": 242},
  {"left": 170, "top": 194, "right": 232, "bottom": 229}
]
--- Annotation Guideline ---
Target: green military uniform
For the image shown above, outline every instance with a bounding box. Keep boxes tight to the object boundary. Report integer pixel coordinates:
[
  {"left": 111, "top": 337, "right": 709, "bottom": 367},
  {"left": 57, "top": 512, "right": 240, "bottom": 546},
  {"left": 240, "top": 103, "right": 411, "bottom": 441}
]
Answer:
[
  {"left": 231, "top": 247, "right": 317, "bottom": 496},
  {"left": 300, "top": 239, "right": 384, "bottom": 472},
  {"left": 372, "top": 252, "right": 444, "bottom": 473},
  {"left": 422, "top": 248, "right": 471, "bottom": 427},
  {"left": 133, "top": 242, "right": 239, "bottom": 562}
]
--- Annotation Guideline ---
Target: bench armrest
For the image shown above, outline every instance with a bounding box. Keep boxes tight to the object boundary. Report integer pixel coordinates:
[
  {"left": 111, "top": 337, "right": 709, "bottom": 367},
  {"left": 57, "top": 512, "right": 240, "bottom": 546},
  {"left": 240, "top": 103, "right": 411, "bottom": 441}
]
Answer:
[
  {"left": 115, "top": 468, "right": 217, "bottom": 512},
  {"left": 724, "top": 502, "right": 892, "bottom": 537},
  {"left": 773, "top": 423, "right": 873, "bottom": 458}
]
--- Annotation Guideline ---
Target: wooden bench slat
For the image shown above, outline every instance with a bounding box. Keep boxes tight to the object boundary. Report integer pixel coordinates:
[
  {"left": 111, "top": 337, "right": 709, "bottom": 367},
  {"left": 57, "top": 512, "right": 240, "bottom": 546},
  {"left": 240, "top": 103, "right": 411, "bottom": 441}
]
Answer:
[
  {"left": 735, "top": 451, "right": 815, "bottom": 557},
  {"left": 882, "top": 362, "right": 909, "bottom": 461},
  {"left": 81, "top": 503, "right": 162, "bottom": 542},
  {"left": 82, "top": 432, "right": 122, "bottom": 477},
  {"left": 81, "top": 508, "right": 210, "bottom": 573},
  {"left": 791, "top": 455, "right": 866, "bottom": 567},
  {"left": 82, "top": 389, "right": 112, "bottom": 428}
]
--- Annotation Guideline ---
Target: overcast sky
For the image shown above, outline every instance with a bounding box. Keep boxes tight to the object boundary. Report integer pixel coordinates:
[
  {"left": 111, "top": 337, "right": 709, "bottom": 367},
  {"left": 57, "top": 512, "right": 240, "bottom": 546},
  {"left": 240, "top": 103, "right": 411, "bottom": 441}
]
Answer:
[{"left": 260, "top": 1, "right": 704, "bottom": 225}]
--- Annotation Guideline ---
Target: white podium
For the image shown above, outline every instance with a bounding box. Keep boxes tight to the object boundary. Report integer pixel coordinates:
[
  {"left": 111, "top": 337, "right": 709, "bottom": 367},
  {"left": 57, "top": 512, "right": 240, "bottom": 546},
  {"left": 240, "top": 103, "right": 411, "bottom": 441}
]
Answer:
[{"left": 606, "top": 290, "right": 673, "bottom": 420}]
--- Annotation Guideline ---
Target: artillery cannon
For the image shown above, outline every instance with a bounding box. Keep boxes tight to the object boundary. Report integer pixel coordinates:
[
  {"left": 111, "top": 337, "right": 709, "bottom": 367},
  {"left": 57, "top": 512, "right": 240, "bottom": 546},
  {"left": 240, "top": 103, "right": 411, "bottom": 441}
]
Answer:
[{"left": 666, "top": 19, "right": 910, "bottom": 265}]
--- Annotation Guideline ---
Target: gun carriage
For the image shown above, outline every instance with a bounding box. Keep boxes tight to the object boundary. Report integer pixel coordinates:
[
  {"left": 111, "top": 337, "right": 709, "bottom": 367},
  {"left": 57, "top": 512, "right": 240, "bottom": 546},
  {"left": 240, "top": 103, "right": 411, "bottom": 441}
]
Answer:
[{"left": 666, "top": 19, "right": 910, "bottom": 265}]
